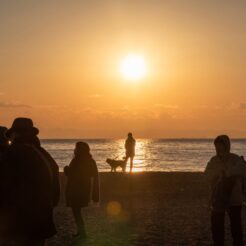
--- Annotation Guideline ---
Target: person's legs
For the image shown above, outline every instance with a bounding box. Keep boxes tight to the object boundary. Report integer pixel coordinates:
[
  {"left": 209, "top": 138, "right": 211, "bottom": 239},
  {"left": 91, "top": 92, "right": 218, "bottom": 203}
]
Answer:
[
  {"left": 228, "top": 206, "right": 244, "bottom": 246},
  {"left": 211, "top": 209, "right": 225, "bottom": 246},
  {"left": 125, "top": 155, "right": 129, "bottom": 172},
  {"left": 130, "top": 156, "right": 134, "bottom": 172},
  {"left": 71, "top": 206, "right": 86, "bottom": 237}
]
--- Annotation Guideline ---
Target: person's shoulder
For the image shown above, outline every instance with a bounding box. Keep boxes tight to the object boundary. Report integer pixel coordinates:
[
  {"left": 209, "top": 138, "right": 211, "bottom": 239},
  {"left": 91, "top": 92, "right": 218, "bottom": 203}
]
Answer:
[
  {"left": 69, "top": 158, "right": 76, "bottom": 166},
  {"left": 229, "top": 153, "right": 242, "bottom": 162},
  {"left": 208, "top": 155, "right": 219, "bottom": 163},
  {"left": 7, "top": 143, "right": 32, "bottom": 155},
  {"left": 39, "top": 146, "right": 54, "bottom": 160},
  {"left": 90, "top": 157, "right": 97, "bottom": 165},
  {"left": 4, "top": 144, "right": 37, "bottom": 166},
  {"left": 89, "top": 158, "right": 98, "bottom": 170},
  {"left": 38, "top": 146, "right": 47, "bottom": 154}
]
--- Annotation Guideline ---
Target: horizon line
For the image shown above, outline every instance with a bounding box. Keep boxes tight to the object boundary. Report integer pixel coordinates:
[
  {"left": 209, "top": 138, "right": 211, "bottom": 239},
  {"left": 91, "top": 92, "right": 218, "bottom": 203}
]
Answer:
[{"left": 40, "top": 137, "right": 246, "bottom": 140}]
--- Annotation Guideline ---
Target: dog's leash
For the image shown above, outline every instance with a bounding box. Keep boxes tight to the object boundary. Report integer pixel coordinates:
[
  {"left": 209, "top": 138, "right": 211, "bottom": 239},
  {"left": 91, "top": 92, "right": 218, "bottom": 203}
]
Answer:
[{"left": 113, "top": 151, "right": 125, "bottom": 160}]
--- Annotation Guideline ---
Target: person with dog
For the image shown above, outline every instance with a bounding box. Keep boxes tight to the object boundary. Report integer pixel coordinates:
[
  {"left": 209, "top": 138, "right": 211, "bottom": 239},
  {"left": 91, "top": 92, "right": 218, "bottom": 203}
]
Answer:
[
  {"left": 125, "top": 132, "right": 136, "bottom": 172},
  {"left": 64, "top": 142, "right": 99, "bottom": 239},
  {"left": 204, "top": 135, "right": 246, "bottom": 246}
]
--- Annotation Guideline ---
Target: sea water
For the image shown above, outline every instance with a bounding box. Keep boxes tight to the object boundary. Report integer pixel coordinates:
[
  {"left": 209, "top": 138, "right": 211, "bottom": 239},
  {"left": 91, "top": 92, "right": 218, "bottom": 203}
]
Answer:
[{"left": 41, "top": 139, "right": 246, "bottom": 172}]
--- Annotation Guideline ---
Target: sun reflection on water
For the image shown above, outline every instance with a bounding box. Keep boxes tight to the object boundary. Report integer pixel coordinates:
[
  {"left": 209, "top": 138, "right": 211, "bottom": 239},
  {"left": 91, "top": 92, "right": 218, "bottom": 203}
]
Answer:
[{"left": 43, "top": 138, "right": 233, "bottom": 172}]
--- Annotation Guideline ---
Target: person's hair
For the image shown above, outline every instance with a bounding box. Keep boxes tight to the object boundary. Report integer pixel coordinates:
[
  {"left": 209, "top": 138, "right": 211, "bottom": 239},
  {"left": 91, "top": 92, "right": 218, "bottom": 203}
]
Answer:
[
  {"left": 74, "top": 141, "right": 91, "bottom": 159},
  {"left": 214, "top": 135, "right": 231, "bottom": 152},
  {"left": 128, "top": 132, "right": 133, "bottom": 137}
]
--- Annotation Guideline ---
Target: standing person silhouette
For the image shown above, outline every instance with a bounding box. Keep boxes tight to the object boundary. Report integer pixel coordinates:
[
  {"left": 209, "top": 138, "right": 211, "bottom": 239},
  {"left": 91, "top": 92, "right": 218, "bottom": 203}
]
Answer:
[
  {"left": 125, "top": 133, "right": 136, "bottom": 173},
  {"left": 0, "top": 118, "right": 57, "bottom": 246},
  {"left": 204, "top": 135, "right": 246, "bottom": 246},
  {"left": 64, "top": 142, "right": 99, "bottom": 240}
]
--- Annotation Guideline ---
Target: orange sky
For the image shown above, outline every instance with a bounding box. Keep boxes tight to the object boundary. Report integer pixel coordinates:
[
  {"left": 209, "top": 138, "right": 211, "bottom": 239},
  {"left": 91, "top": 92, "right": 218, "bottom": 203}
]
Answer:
[{"left": 0, "top": 1, "right": 246, "bottom": 138}]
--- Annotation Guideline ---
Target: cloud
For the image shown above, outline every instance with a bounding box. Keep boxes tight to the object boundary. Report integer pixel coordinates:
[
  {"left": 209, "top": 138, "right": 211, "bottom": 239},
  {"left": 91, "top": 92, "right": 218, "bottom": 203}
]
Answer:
[{"left": 0, "top": 101, "right": 31, "bottom": 108}]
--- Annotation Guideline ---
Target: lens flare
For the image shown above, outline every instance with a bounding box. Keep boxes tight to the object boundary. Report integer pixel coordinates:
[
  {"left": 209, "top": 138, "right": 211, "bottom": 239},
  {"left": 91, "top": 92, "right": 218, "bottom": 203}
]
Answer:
[{"left": 107, "top": 201, "right": 122, "bottom": 216}]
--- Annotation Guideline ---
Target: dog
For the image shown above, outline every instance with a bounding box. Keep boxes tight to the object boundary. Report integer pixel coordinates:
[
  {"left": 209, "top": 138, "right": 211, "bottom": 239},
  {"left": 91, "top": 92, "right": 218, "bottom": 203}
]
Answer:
[{"left": 106, "top": 157, "right": 127, "bottom": 172}]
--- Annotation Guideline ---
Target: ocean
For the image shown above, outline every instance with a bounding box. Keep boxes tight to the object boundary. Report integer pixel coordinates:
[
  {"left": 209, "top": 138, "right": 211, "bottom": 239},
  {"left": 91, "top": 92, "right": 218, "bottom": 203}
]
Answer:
[{"left": 41, "top": 139, "right": 246, "bottom": 172}]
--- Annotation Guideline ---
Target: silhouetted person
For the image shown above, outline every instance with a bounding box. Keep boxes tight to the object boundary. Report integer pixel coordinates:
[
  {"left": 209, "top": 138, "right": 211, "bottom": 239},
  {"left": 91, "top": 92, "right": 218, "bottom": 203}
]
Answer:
[
  {"left": 125, "top": 133, "right": 136, "bottom": 172},
  {"left": 204, "top": 135, "right": 246, "bottom": 246},
  {"left": 0, "top": 126, "right": 8, "bottom": 160},
  {"left": 64, "top": 142, "right": 99, "bottom": 239},
  {"left": 0, "top": 118, "right": 57, "bottom": 246}
]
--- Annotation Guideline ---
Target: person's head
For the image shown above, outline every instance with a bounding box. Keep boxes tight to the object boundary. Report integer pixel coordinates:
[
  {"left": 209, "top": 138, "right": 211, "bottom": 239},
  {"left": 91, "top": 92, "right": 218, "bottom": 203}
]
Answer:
[
  {"left": 0, "top": 126, "right": 8, "bottom": 147},
  {"left": 6, "top": 118, "right": 39, "bottom": 144},
  {"left": 128, "top": 132, "right": 133, "bottom": 138},
  {"left": 74, "top": 141, "right": 91, "bottom": 158},
  {"left": 214, "top": 135, "right": 231, "bottom": 157}
]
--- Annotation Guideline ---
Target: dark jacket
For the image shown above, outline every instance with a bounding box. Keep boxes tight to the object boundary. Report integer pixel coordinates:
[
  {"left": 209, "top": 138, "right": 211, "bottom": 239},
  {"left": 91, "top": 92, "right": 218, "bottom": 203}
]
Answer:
[
  {"left": 0, "top": 143, "right": 56, "bottom": 239},
  {"left": 24, "top": 135, "right": 60, "bottom": 207},
  {"left": 37, "top": 147, "right": 60, "bottom": 207},
  {"left": 204, "top": 136, "right": 246, "bottom": 209},
  {"left": 64, "top": 155, "right": 99, "bottom": 208}
]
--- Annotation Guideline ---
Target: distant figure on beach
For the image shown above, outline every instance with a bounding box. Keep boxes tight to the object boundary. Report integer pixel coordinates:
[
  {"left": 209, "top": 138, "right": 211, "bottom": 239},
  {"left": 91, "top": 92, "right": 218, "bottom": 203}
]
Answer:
[
  {"left": 64, "top": 142, "right": 99, "bottom": 239},
  {"left": 0, "top": 126, "right": 8, "bottom": 160},
  {"left": 204, "top": 135, "right": 246, "bottom": 246},
  {"left": 0, "top": 118, "right": 58, "bottom": 246},
  {"left": 125, "top": 132, "right": 136, "bottom": 172}
]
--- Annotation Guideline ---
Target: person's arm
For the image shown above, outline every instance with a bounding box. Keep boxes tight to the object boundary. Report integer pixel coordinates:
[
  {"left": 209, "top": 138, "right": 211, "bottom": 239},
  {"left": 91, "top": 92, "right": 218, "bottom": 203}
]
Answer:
[
  {"left": 64, "top": 159, "right": 74, "bottom": 177},
  {"left": 91, "top": 160, "right": 100, "bottom": 203},
  {"left": 124, "top": 140, "right": 127, "bottom": 150},
  {"left": 243, "top": 167, "right": 246, "bottom": 200},
  {"left": 42, "top": 149, "right": 60, "bottom": 207},
  {"left": 53, "top": 162, "right": 60, "bottom": 207},
  {"left": 204, "top": 158, "right": 220, "bottom": 187},
  {"left": 240, "top": 161, "right": 246, "bottom": 197}
]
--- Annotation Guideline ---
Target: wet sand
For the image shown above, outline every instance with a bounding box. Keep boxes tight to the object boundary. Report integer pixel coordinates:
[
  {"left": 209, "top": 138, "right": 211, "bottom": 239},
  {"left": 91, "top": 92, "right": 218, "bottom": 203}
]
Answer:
[{"left": 47, "top": 172, "right": 246, "bottom": 246}]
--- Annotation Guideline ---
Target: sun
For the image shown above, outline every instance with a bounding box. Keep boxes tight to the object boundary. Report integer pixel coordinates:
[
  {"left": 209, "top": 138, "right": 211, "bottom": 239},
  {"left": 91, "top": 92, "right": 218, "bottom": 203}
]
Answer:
[{"left": 120, "top": 54, "right": 147, "bottom": 81}]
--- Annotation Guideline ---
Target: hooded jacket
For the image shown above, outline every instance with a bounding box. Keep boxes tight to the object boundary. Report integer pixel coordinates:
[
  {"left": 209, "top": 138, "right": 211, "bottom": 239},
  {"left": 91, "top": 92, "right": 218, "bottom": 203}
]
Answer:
[
  {"left": 204, "top": 135, "right": 246, "bottom": 207},
  {"left": 64, "top": 154, "right": 99, "bottom": 208}
]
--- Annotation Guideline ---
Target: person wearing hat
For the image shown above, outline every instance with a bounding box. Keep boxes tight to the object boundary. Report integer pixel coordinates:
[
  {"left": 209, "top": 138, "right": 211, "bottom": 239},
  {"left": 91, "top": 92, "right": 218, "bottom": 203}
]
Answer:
[
  {"left": 125, "top": 132, "right": 136, "bottom": 172},
  {"left": 204, "top": 135, "right": 246, "bottom": 246},
  {"left": 0, "top": 118, "right": 57, "bottom": 246},
  {"left": 64, "top": 141, "right": 99, "bottom": 239}
]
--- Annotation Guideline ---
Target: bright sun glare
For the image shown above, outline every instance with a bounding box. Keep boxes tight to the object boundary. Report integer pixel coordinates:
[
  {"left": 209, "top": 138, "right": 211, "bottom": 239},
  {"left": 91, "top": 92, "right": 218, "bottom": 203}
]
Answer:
[{"left": 120, "top": 54, "right": 147, "bottom": 81}]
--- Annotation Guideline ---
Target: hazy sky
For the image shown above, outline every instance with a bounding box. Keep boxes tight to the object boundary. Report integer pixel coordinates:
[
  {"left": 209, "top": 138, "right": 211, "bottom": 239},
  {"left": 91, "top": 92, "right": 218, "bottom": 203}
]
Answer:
[{"left": 0, "top": 0, "right": 246, "bottom": 138}]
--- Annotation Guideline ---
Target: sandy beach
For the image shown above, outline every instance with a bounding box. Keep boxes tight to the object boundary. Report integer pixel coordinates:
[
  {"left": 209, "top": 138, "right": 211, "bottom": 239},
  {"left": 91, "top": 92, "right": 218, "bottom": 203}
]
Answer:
[{"left": 46, "top": 172, "right": 246, "bottom": 246}]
